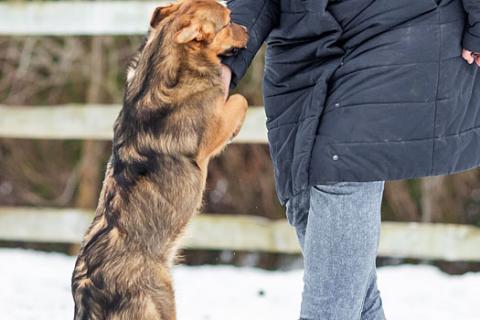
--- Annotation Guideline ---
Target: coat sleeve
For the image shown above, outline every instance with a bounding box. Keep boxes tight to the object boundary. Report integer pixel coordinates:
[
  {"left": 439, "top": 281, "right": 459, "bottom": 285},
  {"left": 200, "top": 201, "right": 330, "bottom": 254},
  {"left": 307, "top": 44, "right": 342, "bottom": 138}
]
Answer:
[
  {"left": 462, "top": 0, "right": 480, "bottom": 52},
  {"left": 221, "top": 0, "right": 280, "bottom": 89}
]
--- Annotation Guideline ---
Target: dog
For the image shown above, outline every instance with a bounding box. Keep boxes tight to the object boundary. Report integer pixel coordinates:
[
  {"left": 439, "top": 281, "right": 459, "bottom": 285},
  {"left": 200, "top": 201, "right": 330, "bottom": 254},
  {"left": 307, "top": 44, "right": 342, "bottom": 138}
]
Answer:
[{"left": 71, "top": 1, "right": 248, "bottom": 319}]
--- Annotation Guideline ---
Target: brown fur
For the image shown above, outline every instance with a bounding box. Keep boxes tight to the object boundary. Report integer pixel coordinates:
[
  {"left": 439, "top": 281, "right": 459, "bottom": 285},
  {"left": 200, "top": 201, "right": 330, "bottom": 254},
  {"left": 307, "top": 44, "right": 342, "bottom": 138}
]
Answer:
[{"left": 71, "top": 1, "right": 248, "bottom": 319}]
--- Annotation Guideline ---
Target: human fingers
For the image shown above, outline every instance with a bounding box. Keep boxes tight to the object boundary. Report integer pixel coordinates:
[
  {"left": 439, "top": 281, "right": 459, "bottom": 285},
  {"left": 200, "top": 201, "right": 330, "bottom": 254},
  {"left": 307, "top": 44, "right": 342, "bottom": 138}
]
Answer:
[{"left": 462, "top": 49, "right": 475, "bottom": 64}]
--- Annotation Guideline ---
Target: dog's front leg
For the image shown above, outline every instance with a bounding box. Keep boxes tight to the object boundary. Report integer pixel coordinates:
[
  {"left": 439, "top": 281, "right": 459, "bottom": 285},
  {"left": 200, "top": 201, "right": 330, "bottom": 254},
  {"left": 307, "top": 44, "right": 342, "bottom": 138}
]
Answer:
[{"left": 196, "top": 94, "right": 248, "bottom": 169}]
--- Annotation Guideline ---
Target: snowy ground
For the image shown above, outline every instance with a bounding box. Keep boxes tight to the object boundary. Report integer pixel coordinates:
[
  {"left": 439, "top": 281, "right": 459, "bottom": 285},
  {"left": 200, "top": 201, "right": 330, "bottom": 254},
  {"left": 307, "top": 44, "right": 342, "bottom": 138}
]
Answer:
[{"left": 1, "top": 249, "right": 479, "bottom": 320}]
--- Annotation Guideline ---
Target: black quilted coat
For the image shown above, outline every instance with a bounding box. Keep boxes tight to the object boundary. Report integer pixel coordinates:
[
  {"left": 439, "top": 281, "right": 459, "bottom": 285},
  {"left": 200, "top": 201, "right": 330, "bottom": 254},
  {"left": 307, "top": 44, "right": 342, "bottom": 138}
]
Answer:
[{"left": 222, "top": 0, "right": 480, "bottom": 204}]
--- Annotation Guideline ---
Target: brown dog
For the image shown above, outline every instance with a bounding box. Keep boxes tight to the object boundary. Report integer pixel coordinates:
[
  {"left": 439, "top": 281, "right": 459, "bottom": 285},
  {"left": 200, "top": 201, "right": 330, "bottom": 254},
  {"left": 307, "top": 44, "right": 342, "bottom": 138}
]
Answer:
[{"left": 71, "top": 1, "right": 248, "bottom": 319}]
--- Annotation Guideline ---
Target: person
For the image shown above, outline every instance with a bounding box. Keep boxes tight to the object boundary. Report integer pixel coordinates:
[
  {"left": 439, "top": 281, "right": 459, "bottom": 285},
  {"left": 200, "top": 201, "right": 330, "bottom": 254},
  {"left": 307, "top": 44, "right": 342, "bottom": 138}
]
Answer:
[{"left": 220, "top": 0, "right": 480, "bottom": 319}]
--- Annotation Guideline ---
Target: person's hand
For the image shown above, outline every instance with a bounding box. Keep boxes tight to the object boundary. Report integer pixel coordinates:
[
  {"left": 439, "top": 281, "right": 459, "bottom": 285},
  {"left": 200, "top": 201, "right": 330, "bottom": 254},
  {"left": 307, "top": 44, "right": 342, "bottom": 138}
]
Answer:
[
  {"left": 221, "top": 64, "right": 232, "bottom": 101},
  {"left": 462, "top": 49, "right": 480, "bottom": 67}
]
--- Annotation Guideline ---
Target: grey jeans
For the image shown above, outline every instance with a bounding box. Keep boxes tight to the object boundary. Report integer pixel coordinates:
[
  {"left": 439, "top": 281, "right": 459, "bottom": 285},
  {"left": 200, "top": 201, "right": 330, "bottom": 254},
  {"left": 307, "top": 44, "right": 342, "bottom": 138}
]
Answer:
[{"left": 286, "top": 181, "right": 386, "bottom": 320}]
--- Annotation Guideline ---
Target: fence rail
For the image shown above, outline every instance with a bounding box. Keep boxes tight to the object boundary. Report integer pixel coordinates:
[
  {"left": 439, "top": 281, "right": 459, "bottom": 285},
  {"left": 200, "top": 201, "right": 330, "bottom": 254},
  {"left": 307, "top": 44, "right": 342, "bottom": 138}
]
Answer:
[
  {"left": 0, "top": 1, "right": 168, "bottom": 36},
  {"left": 0, "top": 105, "right": 268, "bottom": 143},
  {"left": 1, "top": 207, "right": 480, "bottom": 261}
]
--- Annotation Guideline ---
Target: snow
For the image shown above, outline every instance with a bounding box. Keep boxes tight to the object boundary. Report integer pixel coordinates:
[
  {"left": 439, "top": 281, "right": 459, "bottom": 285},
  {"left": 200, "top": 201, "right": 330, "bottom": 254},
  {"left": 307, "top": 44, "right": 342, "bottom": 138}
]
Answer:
[{"left": 0, "top": 249, "right": 479, "bottom": 320}]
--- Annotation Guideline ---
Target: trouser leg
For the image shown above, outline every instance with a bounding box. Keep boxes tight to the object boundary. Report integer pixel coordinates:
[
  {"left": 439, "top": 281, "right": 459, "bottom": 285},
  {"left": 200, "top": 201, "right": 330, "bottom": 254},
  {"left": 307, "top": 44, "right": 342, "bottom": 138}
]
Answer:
[
  {"left": 361, "top": 267, "right": 385, "bottom": 320},
  {"left": 286, "top": 181, "right": 386, "bottom": 320}
]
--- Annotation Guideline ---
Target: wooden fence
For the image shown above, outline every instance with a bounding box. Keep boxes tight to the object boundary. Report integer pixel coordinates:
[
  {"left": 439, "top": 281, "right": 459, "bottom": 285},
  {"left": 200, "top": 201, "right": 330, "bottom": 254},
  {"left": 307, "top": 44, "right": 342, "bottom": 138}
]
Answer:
[{"left": 1, "top": 1, "right": 480, "bottom": 262}]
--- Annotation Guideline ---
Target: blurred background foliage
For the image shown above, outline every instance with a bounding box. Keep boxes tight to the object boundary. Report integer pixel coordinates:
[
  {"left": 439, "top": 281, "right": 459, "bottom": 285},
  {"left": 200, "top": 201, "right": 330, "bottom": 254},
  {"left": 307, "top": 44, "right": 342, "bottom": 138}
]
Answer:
[{"left": 1, "top": 35, "right": 480, "bottom": 271}]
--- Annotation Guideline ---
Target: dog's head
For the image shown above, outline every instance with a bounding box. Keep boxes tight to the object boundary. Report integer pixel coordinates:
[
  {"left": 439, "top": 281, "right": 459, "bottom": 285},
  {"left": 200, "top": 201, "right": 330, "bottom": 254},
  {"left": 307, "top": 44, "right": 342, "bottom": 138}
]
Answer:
[{"left": 149, "top": 0, "right": 248, "bottom": 58}]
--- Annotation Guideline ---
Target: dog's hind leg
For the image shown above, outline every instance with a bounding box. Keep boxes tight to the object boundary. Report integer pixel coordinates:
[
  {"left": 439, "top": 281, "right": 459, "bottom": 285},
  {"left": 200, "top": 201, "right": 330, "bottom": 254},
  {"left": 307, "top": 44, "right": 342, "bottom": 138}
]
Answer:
[{"left": 122, "top": 266, "right": 177, "bottom": 320}]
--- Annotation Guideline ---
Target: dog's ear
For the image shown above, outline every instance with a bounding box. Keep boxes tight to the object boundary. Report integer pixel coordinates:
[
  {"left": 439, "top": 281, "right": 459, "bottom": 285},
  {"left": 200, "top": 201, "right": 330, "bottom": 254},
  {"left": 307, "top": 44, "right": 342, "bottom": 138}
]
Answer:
[
  {"left": 174, "top": 21, "right": 215, "bottom": 44},
  {"left": 150, "top": 4, "right": 179, "bottom": 28}
]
